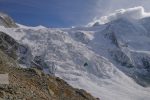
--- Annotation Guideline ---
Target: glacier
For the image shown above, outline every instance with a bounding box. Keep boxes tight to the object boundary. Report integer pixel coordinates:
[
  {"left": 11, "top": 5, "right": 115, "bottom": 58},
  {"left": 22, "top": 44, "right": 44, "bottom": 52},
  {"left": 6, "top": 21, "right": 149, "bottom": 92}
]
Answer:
[{"left": 1, "top": 7, "right": 150, "bottom": 100}]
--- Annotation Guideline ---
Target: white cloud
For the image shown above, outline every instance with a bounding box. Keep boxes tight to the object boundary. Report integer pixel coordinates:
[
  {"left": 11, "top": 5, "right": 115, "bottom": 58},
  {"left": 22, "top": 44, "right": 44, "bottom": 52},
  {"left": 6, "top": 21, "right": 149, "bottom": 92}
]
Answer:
[{"left": 88, "top": 6, "right": 150, "bottom": 26}]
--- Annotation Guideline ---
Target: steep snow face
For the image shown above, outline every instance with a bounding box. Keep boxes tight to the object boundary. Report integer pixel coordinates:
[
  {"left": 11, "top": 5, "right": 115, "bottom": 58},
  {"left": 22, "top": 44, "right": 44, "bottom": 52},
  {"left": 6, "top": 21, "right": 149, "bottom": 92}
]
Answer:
[
  {"left": 85, "top": 7, "right": 150, "bottom": 87},
  {"left": 87, "top": 17, "right": 150, "bottom": 86},
  {"left": 67, "top": 18, "right": 150, "bottom": 87},
  {"left": 1, "top": 7, "right": 150, "bottom": 100}
]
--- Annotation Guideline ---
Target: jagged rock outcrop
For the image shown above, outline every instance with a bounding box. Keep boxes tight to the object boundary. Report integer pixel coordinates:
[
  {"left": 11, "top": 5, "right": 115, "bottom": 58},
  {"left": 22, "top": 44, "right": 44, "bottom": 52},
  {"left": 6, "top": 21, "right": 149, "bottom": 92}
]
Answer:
[
  {"left": 0, "top": 12, "right": 18, "bottom": 28},
  {"left": 70, "top": 31, "right": 91, "bottom": 44},
  {"left": 109, "top": 49, "right": 134, "bottom": 68},
  {"left": 104, "top": 31, "right": 119, "bottom": 47},
  {"left": 0, "top": 31, "right": 32, "bottom": 67}
]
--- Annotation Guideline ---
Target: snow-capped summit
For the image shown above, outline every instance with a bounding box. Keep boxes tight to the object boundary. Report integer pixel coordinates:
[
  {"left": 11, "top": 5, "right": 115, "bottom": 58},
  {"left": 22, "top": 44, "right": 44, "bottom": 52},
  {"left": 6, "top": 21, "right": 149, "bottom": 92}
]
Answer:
[
  {"left": 1, "top": 7, "right": 150, "bottom": 100},
  {"left": 89, "top": 6, "right": 150, "bottom": 26}
]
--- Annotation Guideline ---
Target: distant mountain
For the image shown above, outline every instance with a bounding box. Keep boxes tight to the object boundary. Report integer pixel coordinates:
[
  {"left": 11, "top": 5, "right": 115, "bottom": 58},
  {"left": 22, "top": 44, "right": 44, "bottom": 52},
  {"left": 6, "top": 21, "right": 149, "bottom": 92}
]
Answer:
[{"left": 1, "top": 7, "right": 150, "bottom": 100}]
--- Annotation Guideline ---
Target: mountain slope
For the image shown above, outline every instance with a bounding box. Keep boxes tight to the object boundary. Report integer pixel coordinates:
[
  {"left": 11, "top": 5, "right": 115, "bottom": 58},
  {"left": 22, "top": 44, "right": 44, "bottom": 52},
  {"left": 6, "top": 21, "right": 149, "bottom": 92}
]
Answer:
[
  {"left": 1, "top": 23, "right": 150, "bottom": 100},
  {"left": 1, "top": 7, "right": 150, "bottom": 100},
  {"left": 88, "top": 18, "right": 150, "bottom": 86},
  {"left": 0, "top": 32, "right": 98, "bottom": 100}
]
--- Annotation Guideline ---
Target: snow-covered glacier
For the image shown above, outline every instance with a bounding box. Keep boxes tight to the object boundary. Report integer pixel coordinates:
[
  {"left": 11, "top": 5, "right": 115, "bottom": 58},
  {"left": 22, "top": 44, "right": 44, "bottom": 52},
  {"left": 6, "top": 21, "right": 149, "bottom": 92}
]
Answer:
[{"left": 1, "top": 7, "right": 150, "bottom": 100}]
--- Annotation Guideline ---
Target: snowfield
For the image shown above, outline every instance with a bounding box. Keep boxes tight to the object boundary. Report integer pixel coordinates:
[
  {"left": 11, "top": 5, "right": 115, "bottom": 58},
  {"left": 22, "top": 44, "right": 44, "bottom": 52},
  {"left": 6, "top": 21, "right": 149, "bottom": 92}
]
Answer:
[{"left": 1, "top": 6, "right": 150, "bottom": 100}]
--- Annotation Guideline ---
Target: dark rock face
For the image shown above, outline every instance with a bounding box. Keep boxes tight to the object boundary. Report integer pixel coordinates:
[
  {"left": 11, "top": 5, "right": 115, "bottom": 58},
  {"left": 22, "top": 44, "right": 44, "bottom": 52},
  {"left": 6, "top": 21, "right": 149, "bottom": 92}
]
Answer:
[
  {"left": 0, "top": 31, "right": 32, "bottom": 67},
  {"left": 142, "top": 58, "right": 150, "bottom": 71},
  {"left": 0, "top": 31, "right": 19, "bottom": 59},
  {"left": 104, "top": 31, "right": 119, "bottom": 48},
  {"left": 32, "top": 56, "right": 49, "bottom": 69},
  {"left": 0, "top": 50, "right": 98, "bottom": 100},
  {"left": 110, "top": 50, "right": 134, "bottom": 68},
  {"left": 0, "top": 13, "right": 18, "bottom": 28},
  {"left": 70, "top": 31, "right": 91, "bottom": 44}
]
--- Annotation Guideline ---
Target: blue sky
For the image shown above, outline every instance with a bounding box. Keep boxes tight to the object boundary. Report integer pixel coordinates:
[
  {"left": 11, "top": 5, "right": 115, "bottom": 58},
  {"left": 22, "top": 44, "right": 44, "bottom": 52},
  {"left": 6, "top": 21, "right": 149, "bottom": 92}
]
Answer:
[{"left": 0, "top": 0, "right": 150, "bottom": 27}]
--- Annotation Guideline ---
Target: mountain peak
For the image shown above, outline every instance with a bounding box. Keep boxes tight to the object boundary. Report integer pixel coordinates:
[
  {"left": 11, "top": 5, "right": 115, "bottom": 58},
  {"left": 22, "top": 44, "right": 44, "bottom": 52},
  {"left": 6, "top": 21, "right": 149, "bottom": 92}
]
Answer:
[
  {"left": 0, "top": 12, "right": 18, "bottom": 28},
  {"left": 89, "top": 6, "right": 150, "bottom": 26}
]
